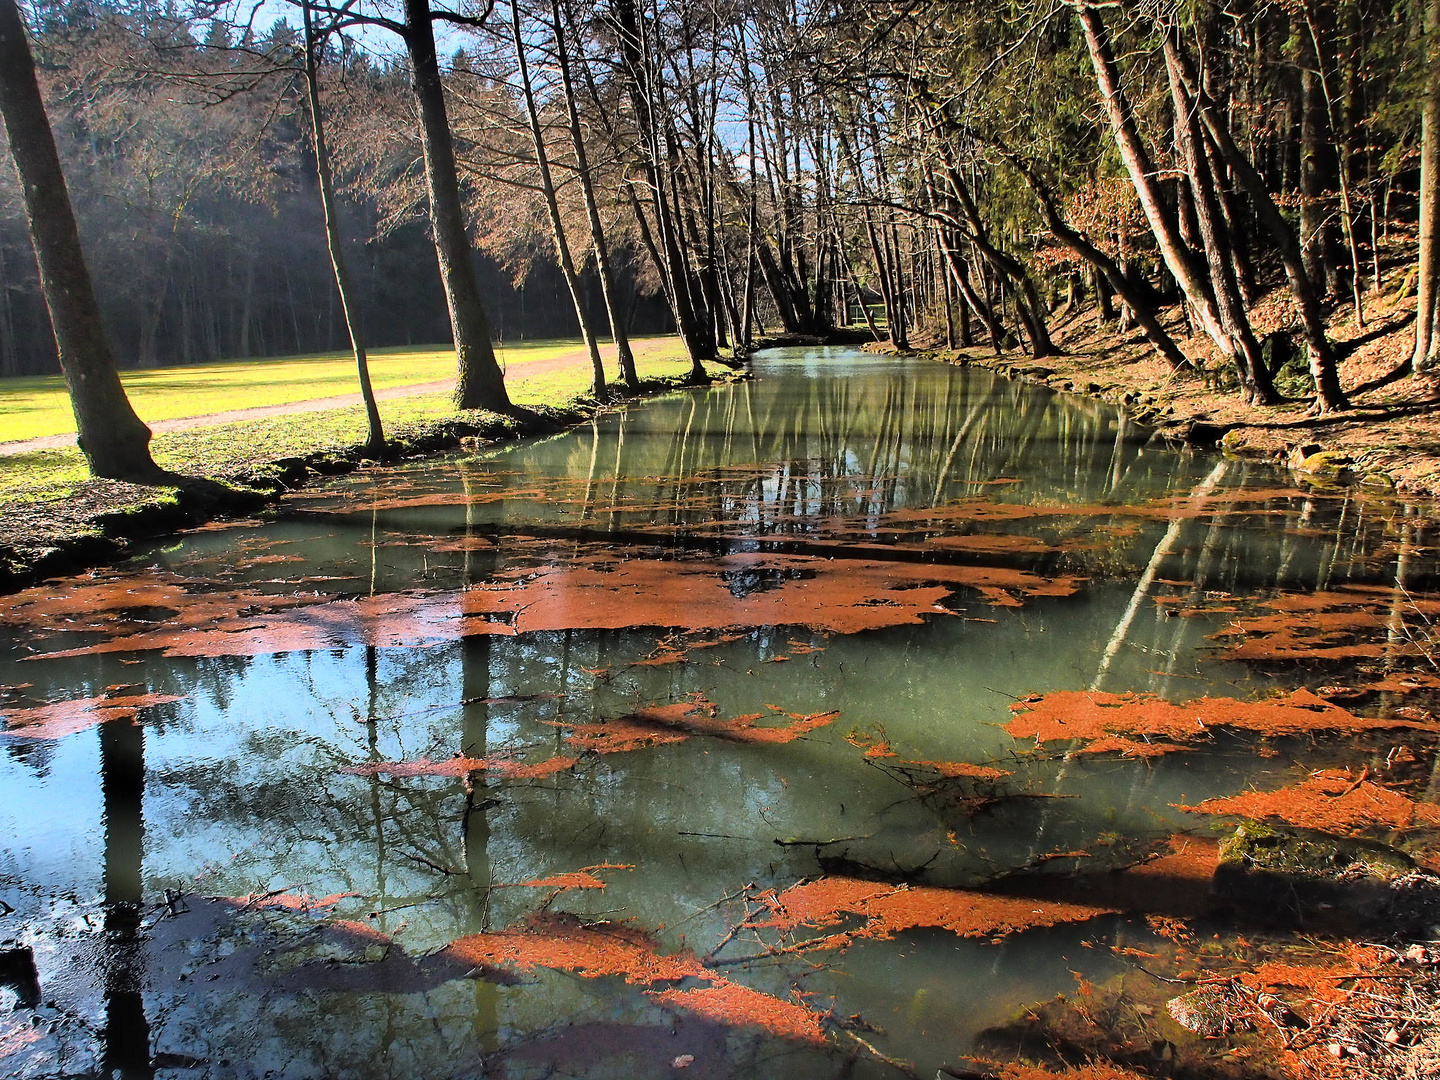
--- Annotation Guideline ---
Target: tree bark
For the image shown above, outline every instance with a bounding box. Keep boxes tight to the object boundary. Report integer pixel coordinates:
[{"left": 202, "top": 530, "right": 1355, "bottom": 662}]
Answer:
[
  {"left": 1076, "top": 3, "right": 1276, "bottom": 402},
  {"left": 609, "top": 0, "right": 712, "bottom": 376},
  {"left": 1416, "top": 0, "right": 1440, "bottom": 370},
  {"left": 303, "top": 0, "right": 384, "bottom": 455},
  {"left": 509, "top": 0, "right": 606, "bottom": 402},
  {"left": 1160, "top": 20, "right": 1275, "bottom": 402},
  {"left": 0, "top": 0, "right": 157, "bottom": 479},
  {"left": 1007, "top": 154, "right": 1190, "bottom": 371},
  {"left": 1166, "top": 35, "right": 1348, "bottom": 408},
  {"left": 940, "top": 156, "right": 1055, "bottom": 357},
  {"left": 553, "top": 0, "right": 637, "bottom": 389},
  {"left": 403, "top": 0, "right": 510, "bottom": 412}
]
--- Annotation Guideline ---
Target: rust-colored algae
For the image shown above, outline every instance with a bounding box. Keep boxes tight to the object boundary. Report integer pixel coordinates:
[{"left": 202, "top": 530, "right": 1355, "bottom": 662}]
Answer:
[
  {"left": 344, "top": 755, "right": 578, "bottom": 781},
  {"left": 6, "top": 547, "right": 1082, "bottom": 661},
  {"left": 1179, "top": 769, "right": 1440, "bottom": 834},
  {"left": 648, "top": 984, "right": 826, "bottom": 1045},
  {"left": 443, "top": 913, "right": 830, "bottom": 1045},
  {"left": 560, "top": 698, "right": 839, "bottom": 753},
  {"left": 444, "top": 913, "right": 705, "bottom": 984},
  {"left": 1214, "top": 586, "right": 1440, "bottom": 663},
  {"left": 1005, "top": 687, "right": 1440, "bottom": 755},
  {"left": 225, "top": 890, "right": 358, "bottom": 912},
  {"left": 910, "top": 759, "right": 1013, "bottom": 780},
  {"left": 511, "top": 864, "right": 633, "bottom": 891},
  {"left": 995, "top": 1066, "right": 1150, "bottom": 1080},
  {"left": 1, "top": 692, "right": 184, "bottom": 739},
  {"left": 994, "top": 1065, "right": 1150, "bottom": 1080},
  {"left": 754, "top": 877, "right": 1113, "bottom": 947}
]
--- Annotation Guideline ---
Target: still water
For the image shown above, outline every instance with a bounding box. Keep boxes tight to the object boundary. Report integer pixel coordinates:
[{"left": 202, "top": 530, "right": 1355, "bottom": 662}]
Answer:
[{"left": 0, "top": 348, "right": 1434, "bottom": 1078}]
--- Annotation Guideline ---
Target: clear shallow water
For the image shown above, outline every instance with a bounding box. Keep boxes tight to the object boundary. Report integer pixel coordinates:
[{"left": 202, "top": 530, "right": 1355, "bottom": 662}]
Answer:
[{"left": 0, "top": 347, "right": 1436, "bottom": 1078}]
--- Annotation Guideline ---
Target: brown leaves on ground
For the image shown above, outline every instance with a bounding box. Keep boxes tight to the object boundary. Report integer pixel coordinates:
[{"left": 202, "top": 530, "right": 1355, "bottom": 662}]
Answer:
[
  {"left": 1178, "top": 768, "right": 1440, "bottom": 835},
  {"left": 973, "top": 933, "right": 1430, "bottom": 1080},
  {"left": 1005, "top": 687, "right": 1440, "bottom": 757}
]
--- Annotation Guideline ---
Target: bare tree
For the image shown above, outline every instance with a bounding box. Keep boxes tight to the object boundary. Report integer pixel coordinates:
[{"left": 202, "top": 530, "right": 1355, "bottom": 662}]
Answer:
[{"left": 303, "top": 0, "right": 384, "bottom": 454}]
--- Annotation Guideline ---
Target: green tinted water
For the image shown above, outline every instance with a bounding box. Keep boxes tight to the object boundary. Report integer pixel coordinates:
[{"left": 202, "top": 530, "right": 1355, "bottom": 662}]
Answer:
[{"left": 0, "top": 348, "right": 1433, "bottom": 1078}]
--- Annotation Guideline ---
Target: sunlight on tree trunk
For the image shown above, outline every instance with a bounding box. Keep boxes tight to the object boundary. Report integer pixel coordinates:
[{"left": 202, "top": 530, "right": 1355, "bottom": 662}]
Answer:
[{"left": 0, "top": 0, "right": 156, "bottom": 479}]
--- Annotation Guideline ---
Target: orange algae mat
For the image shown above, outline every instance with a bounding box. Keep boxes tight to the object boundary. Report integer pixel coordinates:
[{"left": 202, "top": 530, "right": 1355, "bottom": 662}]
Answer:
[
  {"left": 0, "top": 692, "right": 184, "bottom": 739},
  {"left": 995, "top": 1066, "right": 1148, "bottom": 1080},
  {"left": 342, "top": 699, "right": 836, "bottom": 780},
  {"left": 2, "top": 550, "right": 1080, "bottom": 661},
  {"left": 508, "top": 864, "right": 632, "bottom": 891},
  {"left": 1214, "top": 585, "right": 1440, "bottom": 662},
  {"left": 559, "top": 698, "right": 839, "bottom": 753},
  {"left": 1004, "top": 687, "right": 1440, "bottom": 755},
  {"left": 442, "top": 913, "right": 825, "bottom": 1044},
  {"left": 1179, "top": 769, "right": 1440, "bottom": 835},
  {"left": 751, "top": 877, "right": 1114, "bottom": 949},
  {"left": 343, "top": 755, "right": 578, "bottom": 781}
]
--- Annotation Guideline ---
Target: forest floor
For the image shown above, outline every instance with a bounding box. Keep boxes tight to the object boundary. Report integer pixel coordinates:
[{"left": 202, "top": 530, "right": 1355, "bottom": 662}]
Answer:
[
  {"left": 911, "top": 276, "right": 1440, "bottom": 502},
  {"left": 0, "top": 335, "right": 719, "bottom": 591}
]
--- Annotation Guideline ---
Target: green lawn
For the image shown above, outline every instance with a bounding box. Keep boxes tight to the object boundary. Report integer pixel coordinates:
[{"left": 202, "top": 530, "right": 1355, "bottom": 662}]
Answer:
[
  {"left": 0, "top": 338, "right": 671, "bottom": 442},
  {"left": 0, "top": 336, "right": 700, "bottom": 505}
]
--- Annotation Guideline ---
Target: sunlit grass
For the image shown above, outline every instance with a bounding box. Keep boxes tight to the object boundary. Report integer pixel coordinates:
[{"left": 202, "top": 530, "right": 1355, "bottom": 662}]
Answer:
[
  {"left": 0, "top": 337, "right": 667, "bottom": 442},
  {"left": 0, "top": 336, "right": 698, "bottom": 505}
]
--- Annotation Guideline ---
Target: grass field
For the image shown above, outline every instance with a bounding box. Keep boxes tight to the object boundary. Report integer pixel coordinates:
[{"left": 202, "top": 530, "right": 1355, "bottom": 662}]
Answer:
[
  {"left": 0, "top": 336, "right": 699, "bottom": 505},
  {"left": 0, "top": 338, "right": 665, "bottom": 442}
]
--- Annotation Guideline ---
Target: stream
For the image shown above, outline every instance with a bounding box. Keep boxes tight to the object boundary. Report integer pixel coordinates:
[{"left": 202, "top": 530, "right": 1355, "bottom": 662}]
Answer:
[{"left": 1, "top": 346, "right": 1437, "bottom": 1079}]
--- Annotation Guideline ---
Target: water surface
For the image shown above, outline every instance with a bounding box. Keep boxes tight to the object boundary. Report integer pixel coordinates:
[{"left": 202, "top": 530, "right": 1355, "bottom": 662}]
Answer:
[{"left": 1, "top": 347, "right": 1435, "bottom": 1078}]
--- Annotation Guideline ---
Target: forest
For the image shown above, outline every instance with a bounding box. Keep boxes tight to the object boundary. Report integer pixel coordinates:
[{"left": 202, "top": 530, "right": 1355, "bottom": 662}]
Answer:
[{"left": 3, "top": 0, "right": 1438, "bottom": 430}]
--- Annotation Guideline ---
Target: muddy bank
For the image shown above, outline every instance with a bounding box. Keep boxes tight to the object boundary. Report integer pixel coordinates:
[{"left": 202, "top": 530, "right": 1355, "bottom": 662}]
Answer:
[{"left": 0, "top": 373, "right": 735, "bottom": 595}]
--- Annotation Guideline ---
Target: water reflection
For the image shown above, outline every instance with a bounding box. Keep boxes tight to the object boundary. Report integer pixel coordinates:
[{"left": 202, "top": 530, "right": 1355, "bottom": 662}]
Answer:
[{"left": 1, "top": 348, "right": 1438, "bottom": 1078}]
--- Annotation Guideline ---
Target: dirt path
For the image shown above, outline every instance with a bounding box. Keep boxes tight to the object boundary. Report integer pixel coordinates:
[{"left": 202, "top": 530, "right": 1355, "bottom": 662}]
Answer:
[{"left": 0, "top": 346, "right": 605, "bottom": 457}]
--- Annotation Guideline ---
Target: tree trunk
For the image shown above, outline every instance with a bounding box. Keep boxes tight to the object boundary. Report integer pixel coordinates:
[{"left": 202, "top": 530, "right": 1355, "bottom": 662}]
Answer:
[
  {"left": 1166, "top": 34, "right": 1347, "bottom": 408},
  {"left": 942, "top": 159, "right": 1056, "bottom": 357},
  {"left": 0, "top": 0, "right": 156, "bottom": 479},
  {"left": 1077, "top": 3, "right": 1276, "bottom": 402},
  {"left": 304, "top": 0, "right": 384, "bottom": 455},
  {"left": 1297, "top": 12, "right": 1342, "bottom": 298},
  {"left": 609, "top": 0, "right": 712, "bottom": 377},
  {"left": 403, "top": 0, "right": 510, "bottom": 412},
  {"left": 1010, "top": 157, "right": 1190, "bottom": 371},
  {"left": 1161, "top": 20, "right": 1275, "bottom": 402},
  {"left": 1416, "top": 0, "right": 1440, "bottom": 370},
  {"left": 509, "top": 0, "right": 606, "bottom": 402}
]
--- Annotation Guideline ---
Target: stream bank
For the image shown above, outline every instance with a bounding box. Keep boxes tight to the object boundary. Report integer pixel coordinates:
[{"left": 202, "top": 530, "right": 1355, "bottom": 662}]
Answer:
[
  {"left": 885, "top": 282, "right": 1440, "bottom": 502},
  {"left": 0, "top": 370, "right": 740, "bottom": 594}
]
